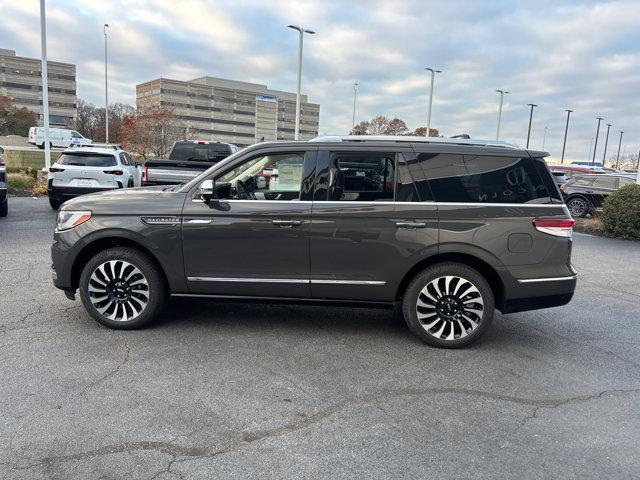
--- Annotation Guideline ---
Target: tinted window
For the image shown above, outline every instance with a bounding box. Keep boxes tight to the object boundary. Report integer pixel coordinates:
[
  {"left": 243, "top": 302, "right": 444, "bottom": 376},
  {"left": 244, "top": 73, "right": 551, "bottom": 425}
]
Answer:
[
  {"left": 592, "top": 176, "right": 617, "bottom": 189},
  {"left": 119, "top": 153, "right": 129, "bottom": 165},
  {"left": 572, "top": 177, "right": 595, "bottom": 187},
  {"left": 170, "top": 142, "right": 231, "bottom": 162},
  {"left": 329, "top": 152, "right": 395, "bottom": 201},
  {"left": 619, "top": 177, "right": 635, "bottom": 187},
  {"left": 56, "top": 153, "right": 117, "bottom": 167},
  {"left": 419, "top": 154, "right": 551, "bottom": 203},
  {"left": 396, "top": 154, "right": 420, "bottom": 202}
]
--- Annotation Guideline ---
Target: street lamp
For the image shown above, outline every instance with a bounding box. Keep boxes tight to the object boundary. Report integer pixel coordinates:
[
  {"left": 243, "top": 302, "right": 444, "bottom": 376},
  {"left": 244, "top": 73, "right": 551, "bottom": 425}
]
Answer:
[
  {"left": 104, "top": 23, "right": 109, "bottom": 143},
  {"left": 561, "top": 109, "right": 573, "bottom": 164},
  {"left": 425, "top": 68, "right": 442, "bottom": 137},
  {"left": 592, "top": 117, "right": 603, "bottom": 166},
  {"left": 287, "top": 25, "right": 315, "bottom": 140},
  {"left": 352, "top": 82, "right": 358, "bottom": 129},
  {"left": 526, "top": 103, "right": 537, "bottom": 148},
  {"left": 39, "top": 0, "right": 51, "bottom": 169},
  {"left": 495, "top": 89, "right": 509, "bottom": 140},
  {"left": 602, "top": 123, "right": 612, "bottom": 167},
  {"left": 615, "top": 131, "right": 624, "bottom": 169}
]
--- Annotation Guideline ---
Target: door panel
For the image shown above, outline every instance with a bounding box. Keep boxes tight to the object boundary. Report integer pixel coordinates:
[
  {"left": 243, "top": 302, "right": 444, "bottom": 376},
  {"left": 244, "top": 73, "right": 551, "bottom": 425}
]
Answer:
[{"left": 181, "top": 148, "right": 316, "bottom": 297}]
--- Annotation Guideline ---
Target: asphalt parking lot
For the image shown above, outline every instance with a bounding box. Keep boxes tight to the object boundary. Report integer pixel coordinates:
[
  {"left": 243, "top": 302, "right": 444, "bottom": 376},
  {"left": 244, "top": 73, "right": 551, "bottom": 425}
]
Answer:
[{"left": 1, "top": 197, "right": 639, "bottom": 479}]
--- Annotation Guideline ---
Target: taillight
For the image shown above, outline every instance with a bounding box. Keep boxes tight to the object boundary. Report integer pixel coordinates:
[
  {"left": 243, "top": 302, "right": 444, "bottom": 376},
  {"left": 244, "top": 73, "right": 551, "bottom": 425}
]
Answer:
[
  {"left": 49, "top": 167, "right": 65, "bottom": 173},
  {"left": 103, "top": 170, "right": 124, "bottom": 175},
  {"left": 141, "top": 164, "right": 148, "bottom": 185},
  {"left": 533, "top": 218, "right": 575, "bottom": 238}
]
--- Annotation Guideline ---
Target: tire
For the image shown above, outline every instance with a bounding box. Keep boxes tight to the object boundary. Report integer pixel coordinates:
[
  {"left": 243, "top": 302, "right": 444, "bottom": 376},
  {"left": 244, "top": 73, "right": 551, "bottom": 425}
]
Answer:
[
  {"left": 0, "top": 198, "right": 7, "bottom": 217},
  {"left": 49, "top": 198, "right": 62, "bottom": 210},
  {"left": 402, "top": 262, "right": 495, "bottom": 348},
  {"left": 79, "top": 247, "right": 166, "bottom": 329},
  {"left": 37, "top": 143, "right": 44, "bottom": 150},
  {"left": 566, "top": 196, "right": 590, "bottom": 218}
]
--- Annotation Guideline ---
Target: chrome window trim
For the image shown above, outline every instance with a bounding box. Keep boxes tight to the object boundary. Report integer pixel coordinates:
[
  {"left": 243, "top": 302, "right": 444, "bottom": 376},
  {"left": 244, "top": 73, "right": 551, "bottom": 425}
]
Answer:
[
  {"left": 190, "top": 199, "right": 563, "bottom": 207},
  {"left": 517, "top": 275, "right": 577, "bottom": 284},
  {"left": 311, "top": 279, "right": 386, "bottom": 285}
]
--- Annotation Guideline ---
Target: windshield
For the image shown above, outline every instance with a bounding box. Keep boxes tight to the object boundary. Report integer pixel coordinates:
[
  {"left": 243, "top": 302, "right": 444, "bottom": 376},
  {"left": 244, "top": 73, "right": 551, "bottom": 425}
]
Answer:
[
  {"left": 169, "top": 143, "right": 232, "bottom": 162},
  {"left": 56, "top": 153, "right": 117, "bottom": 167}
]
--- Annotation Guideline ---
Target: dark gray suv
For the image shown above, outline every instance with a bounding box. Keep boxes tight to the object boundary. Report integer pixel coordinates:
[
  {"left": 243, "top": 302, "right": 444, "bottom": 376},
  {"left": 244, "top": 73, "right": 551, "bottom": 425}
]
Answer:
[{"left": 51, "top": 136, "right": 577, "bottom": 348}]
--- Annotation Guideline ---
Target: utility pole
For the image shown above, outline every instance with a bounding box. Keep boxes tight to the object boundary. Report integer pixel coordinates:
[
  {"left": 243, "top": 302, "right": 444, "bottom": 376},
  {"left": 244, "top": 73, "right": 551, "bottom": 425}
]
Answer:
[
  {"left": 601, "top": 123, "right": 612, "bottom": 167},
  {"left": 561, "top": 109, "right": 572, "bottom": 164},
  {"left": 288, "top": 25, "right": 315, "bottom": 140},
  {"left": 104, "top": 23, "right": 109, "bottom": 143},
  {"left": 592, "top": 117, "right": 603, "bottom": 166},
  {"left": 615, "top": 131, "right": 623, "bottom": 169},
  {"left": 352, "top": 82, "right": 358, "bottom": 130},
  {"left": 495, "top": 90, "right": 509, "bottom": 140},
  {"left": 526, "top": 103, "right": 537, "bottom": 148},
  {"left": 425, "top": 68, "right": 442, "bottom": 137},
  {"left": 39, "top": 0, "right": 51, "bottom": 169}
]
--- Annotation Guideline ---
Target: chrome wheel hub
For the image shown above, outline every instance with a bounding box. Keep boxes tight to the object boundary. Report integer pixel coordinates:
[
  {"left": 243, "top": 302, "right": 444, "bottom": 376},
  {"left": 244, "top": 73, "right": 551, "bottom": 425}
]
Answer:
[
  {"left": 568, "top": 199, "right": 585, "bottom": 217},
  {"left": 416, "top": 275, "right": 484, "bottom": 341},
  {"left": 88, "top": 260, "right": 149, "bottom": 322}
]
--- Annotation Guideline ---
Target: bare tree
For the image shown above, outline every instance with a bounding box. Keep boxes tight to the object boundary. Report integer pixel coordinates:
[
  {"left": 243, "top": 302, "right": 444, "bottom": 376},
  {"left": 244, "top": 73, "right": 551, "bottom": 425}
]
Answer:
[
  {"left": 368, "top": 116, "right": 391, "bottom": 135},
  {"left": 349, "top": 121, "right": 370, "bottom": 135}
]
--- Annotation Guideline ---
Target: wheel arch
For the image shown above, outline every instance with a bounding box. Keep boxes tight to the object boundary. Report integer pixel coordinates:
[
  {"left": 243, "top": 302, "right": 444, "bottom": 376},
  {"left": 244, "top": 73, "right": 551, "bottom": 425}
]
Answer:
[
  {"left": 395, "top": 251, "right": 506, "bottom": 310},
  {"left": 70, "top": 235, "right": 170, "bottom": 292}
]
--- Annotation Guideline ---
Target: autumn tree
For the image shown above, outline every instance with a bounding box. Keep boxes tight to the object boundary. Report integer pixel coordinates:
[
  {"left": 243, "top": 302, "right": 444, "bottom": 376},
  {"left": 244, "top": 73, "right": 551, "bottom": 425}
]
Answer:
[
  {"left": 121, "top": 106, "right": 187, "bottom": 159},
  {"left": 412, "top": 126, "right": 440, "bottom": 137},
  {"left": 0, "top": 96, "right": 37, "bottom": 136},
  {"left": 385, "top": 118, "right": 408, "bottom": 135},
  {"left": 69, "top": 99, "right": 135, "bottom": 143}
]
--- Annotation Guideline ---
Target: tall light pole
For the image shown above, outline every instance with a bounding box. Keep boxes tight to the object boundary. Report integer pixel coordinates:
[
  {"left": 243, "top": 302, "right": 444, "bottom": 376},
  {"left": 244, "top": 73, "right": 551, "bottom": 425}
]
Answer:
[
  {"left": 561, "top": 109, "right": 572, "bottom": 164},
  {"left": 39, "top": 0, "right": 51, "bottom": 169},
  {"left": 592, "top": 117, "right": 603, "bottom": 165},
  {"left": 495, "top": 89, "right": 509, "bottom": 140},
  {"left": 104, "top": 23, "right": 109, "bottom": 143},
  {"left": 352, "top": 82, "right": 358, "bottom": 130},
  {"left": 425, "top": 68, "right": 442, "bottom": 137},
  {"left": 601, "top": 123, "right": 612, "bottom": 167},
  {"left": 288, "top": 25, "right": 315, "bottom": 140},
  {"left": 615, "top": 131, "right": 624, "bottom": 168},
  {"left": 542, "top": 126, "right": 548, "bottom": 151},
  {"left": 526, "top": 103, "right": 537, "bottom": 148}
]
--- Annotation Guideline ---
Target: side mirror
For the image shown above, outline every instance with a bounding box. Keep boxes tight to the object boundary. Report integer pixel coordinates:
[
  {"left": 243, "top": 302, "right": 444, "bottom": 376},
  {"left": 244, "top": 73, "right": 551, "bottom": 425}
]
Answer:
[{"left": 200, "top": 179, "right": 215, "bottom": 202}]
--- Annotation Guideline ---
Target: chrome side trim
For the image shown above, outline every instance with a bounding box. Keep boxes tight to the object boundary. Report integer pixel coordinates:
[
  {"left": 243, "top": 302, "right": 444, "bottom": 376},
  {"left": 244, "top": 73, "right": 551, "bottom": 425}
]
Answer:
[
  {"left": 517, "top": 275, "right": 577, "bottom": 284},
  {"left": 188, "top": 199, "right": 562, "bottom": 207},
  {"left": 186, "top": 277, "right": 387, "bottom": 285},
  {"left": 435, "top": 202, "right": 564, "bottom": 208},
  {"left": 310, "top": 279, "right": 386, "bottom": 285},
  {"left": 187, "top": 277, "right": 308, "bottom": 284}
]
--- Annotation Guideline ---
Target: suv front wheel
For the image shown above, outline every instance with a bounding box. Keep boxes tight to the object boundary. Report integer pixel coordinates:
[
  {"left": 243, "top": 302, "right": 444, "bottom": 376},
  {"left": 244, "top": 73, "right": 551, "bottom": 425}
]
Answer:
[
  {"left": 79, "top": 247, "right": 166, "bottom": 329},
  {"left": 402, "top": 263, "right": 495, "bottom": 348}
]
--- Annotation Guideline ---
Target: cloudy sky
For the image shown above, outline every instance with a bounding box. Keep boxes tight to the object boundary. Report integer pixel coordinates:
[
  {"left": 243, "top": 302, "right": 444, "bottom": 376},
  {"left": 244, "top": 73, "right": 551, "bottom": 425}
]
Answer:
[{"left": 1, "top": 0, "right": 638, "bottom": 162}]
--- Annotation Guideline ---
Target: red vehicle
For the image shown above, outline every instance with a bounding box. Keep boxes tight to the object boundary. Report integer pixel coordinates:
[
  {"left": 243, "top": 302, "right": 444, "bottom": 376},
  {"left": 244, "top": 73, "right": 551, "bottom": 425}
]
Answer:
[{"left": 546, "top": 164, "right": 605, "bottom": 178}]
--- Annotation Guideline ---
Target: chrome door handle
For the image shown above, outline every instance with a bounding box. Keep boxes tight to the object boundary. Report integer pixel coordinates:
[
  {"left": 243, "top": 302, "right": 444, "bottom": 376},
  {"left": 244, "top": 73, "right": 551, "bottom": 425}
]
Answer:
[
  {"left": 395, "top": 221, "right": 426, "bottom": 229},
  {"left": 272, "top": 220, "right": 303, "bottom": 227},
  {"left": 185, "top": 219, "right": 212, "bottom": 224}
]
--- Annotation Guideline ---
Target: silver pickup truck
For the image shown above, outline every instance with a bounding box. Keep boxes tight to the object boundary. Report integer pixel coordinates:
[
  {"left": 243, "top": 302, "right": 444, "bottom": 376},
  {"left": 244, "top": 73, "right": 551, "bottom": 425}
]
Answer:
[{"left": 142, "top": 140, "right": 240, "bottom": 186}]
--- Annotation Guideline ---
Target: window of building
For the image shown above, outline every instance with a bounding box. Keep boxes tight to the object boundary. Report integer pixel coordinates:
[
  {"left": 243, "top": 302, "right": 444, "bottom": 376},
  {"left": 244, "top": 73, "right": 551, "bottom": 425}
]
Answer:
[
  {"left": 328, "top": 152, "right": 395, "bottom": 201},
  {"left": 418, "top": 153, "right": 551, "bottom": 203}
]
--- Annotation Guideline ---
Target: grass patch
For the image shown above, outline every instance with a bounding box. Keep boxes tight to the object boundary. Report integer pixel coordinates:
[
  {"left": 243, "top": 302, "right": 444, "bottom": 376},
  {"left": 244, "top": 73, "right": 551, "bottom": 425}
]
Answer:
[
  {"left": 574, "top": 217, "right": 604, "bottom": 235},
  {"left": 3, "top": 150, "right": 61, "bottom": 169},
  {"left": 7, "top": 172, "right": 36, "bottom": 194}
]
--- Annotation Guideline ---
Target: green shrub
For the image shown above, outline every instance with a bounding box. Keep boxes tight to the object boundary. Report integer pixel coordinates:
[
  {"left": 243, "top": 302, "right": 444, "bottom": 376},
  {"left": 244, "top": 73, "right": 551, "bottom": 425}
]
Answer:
[{"left": 601, "top": 183, "right": 640, "bottom": 240}]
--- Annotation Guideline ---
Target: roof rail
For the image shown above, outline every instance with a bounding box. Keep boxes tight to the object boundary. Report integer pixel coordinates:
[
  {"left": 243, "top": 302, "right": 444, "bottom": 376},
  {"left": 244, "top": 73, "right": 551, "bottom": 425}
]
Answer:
[
  {"left": 310, "top": 135, "right": 521, "bottom": 149},
  {"left": 69, "top": 143, "right": 122, "bottom": 150}
]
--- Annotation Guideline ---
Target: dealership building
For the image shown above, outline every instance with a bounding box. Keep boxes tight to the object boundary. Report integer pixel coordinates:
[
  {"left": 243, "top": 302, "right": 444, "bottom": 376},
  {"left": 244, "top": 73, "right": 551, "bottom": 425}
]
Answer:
[
  {"left": 136, "top": 76, "right": 320, "bottom": 146},
  {"left": 0, "top": 48, "right": 77, "bottom": 127}
]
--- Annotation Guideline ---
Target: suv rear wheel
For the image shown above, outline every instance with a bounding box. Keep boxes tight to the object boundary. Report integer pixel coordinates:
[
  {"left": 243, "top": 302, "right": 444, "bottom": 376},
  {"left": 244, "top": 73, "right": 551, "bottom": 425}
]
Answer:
[
  {"left": 79, "top": 247, "right": 166, "bottom": 329},
  {"left": 402, "top": 263, "right": 495, "bottom": 348},
  {"left": 566, "top": 196, "right": 591, "bottom": 218}
]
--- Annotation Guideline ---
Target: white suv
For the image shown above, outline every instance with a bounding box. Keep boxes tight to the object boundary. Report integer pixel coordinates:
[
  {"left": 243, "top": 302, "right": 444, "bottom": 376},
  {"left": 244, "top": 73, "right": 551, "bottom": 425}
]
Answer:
[{"left": 47, "top": 145, "right": 142, "bottom": 210}]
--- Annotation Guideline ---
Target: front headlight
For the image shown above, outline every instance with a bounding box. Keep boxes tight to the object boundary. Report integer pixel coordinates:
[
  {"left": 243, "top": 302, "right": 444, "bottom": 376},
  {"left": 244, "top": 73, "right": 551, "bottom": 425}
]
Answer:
[{"left": 56, "top": 210, "right": 92, "bottom": 231}]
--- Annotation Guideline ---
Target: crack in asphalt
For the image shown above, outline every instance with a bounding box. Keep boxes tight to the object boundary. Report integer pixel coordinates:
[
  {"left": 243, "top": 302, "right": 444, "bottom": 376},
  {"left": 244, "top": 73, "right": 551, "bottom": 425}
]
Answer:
[
  {"left": 79, "top": 334, "right": 130, "bottom": 396},
  {"left": 11, "top": 386, "right": 639, "bottom": 474}
]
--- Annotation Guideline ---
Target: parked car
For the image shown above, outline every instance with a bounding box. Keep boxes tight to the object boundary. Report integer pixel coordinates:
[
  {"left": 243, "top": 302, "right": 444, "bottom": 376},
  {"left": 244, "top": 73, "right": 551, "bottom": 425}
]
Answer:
[
  {"left": 51, "top": 135, "right": 577, "bottom": 348},
  {"left": 28, "top": 127, "right": 92, "bottom": 149},
  {"left": 47, "top": 144, "right": 142, "bottom": 210},
  {"left": 141, "top": 140, "right": 240, "bottom": 186},
  {"left": 0, "top": 146, "right": 7, "bottom": 217},
  {"left": 560, "top": 173, "right": 637, "bottom": 217},
  {"left": 547, "top": 164, "right": 605, "bottom": 178},
  {"left": 551, "top": 170, "right": 568, "bottom": 187}
]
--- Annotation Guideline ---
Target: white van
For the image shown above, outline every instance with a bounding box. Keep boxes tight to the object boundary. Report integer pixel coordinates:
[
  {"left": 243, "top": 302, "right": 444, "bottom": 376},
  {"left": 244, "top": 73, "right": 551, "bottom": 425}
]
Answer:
[{"left": 28, "top": 127, "right": 92, "bottom": 149}]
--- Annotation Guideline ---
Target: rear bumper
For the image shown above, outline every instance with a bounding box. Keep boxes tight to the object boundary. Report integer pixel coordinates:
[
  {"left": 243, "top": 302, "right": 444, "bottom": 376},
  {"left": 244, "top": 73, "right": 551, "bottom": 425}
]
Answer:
[
  {"left": 47, "top": 181, "right": 120, "bottom": 201},
  {"left": 500, "top": 274, "right": 577, "bottom": 314}
]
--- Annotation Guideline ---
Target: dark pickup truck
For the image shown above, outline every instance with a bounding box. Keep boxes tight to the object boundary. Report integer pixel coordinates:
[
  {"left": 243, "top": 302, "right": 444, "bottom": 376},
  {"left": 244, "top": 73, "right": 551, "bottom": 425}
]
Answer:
[{"left": 142, "top": 140, "right": 240, "bottom": 186}]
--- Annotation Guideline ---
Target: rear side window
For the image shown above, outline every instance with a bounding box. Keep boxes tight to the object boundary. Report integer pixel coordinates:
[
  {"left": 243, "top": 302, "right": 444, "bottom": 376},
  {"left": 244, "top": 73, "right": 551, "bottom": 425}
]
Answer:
[
  {"left": 592, "top": 176, "right": 617, "bottom": 189},
  {"left": 56, "top": 153, "right": 117, "bottom": 167},
  {"left": 169, "top": 143, "right": 231, "bottom": 162},
  {"left": 329, "top": 152, "right": 395, "bottom": 201},
  {"left": 571, "top": 177, "right": 595, "bottom": 187},
  {"left": 418, "top": 153, "right": 552, "bottom": 204}
]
